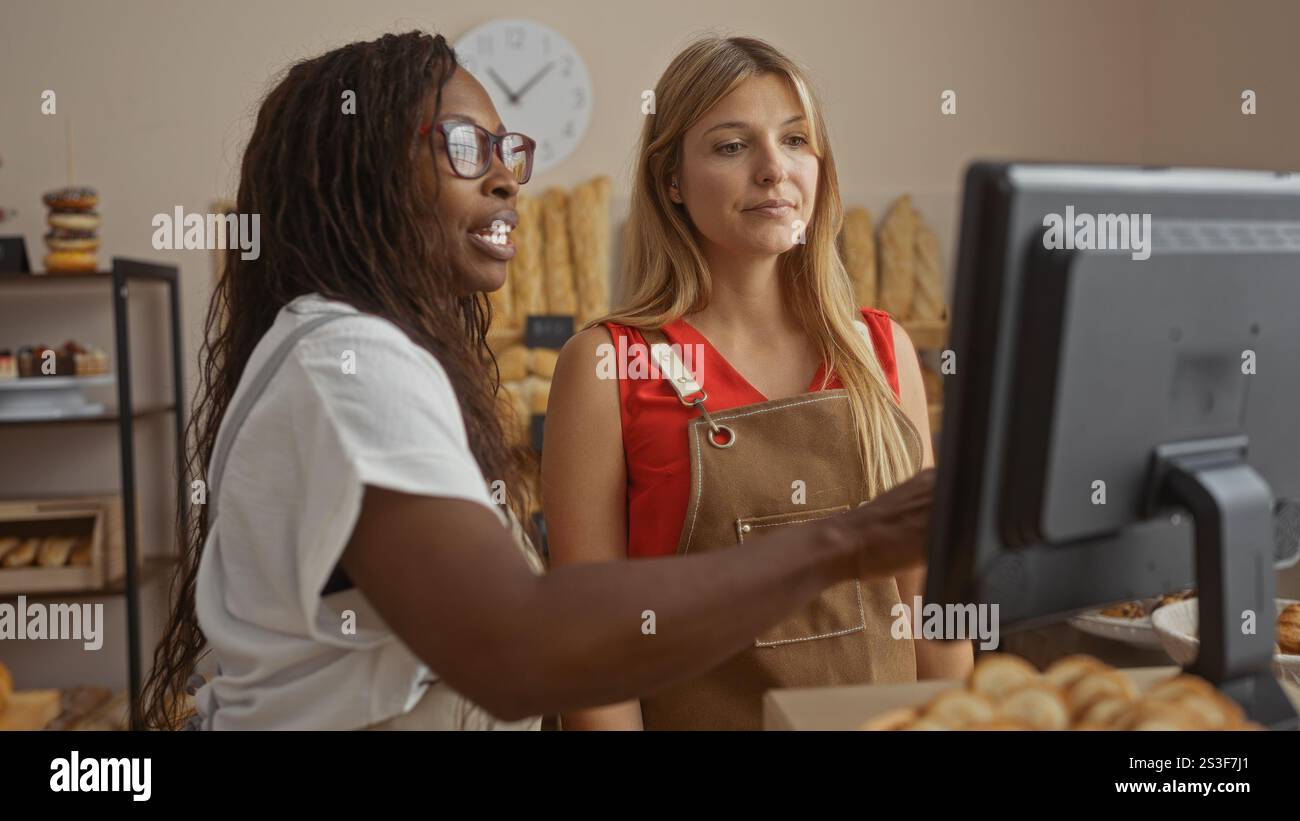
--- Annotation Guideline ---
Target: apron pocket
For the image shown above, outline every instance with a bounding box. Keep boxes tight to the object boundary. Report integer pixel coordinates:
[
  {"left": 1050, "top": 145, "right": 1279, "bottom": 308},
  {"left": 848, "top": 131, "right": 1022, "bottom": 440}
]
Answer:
[{"left": 736, "top": 506, "right": 867, "bottom": 647}]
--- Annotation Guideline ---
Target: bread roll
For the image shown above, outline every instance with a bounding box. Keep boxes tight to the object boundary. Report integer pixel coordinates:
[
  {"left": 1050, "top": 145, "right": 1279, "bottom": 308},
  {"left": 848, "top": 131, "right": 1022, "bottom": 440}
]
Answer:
[
  {"left": 1277, "top": 602, "right": 1300, "bottom": 654},
  {"left": 997, "top": 684, "right": 1069, "bottom": 730},
  {"left": 510, "top": 194, "right": 547, "bottom": 318},
  {"left": 496, "top": 345, "right": 529, "bottom": 382},
  {"left": 968, "top": 653, "right": 1039, "bottom": 701},
  {"left": 911, "top": 220, "right": 947, "bottom": 320},
  {"left": 0, "top": 661, "right": 12, "bottom": 713},
  {"left": 878, "top": 195, "right": 917, "bottom": 319},
  {"left": 542, "top": 187, "right": 578, "bottom": 314},
  {"left": 2, "top": 537, "right": 39, "bottom": 568},
  {"left": 857, "top": 706, "right": 918, "bottom": 731},
  {"left": 487, "top": 276, "right": 516, "bottom": 329},
  {"left": 529, "top": 348, "right": 559, "bottom": 380},
  {"left": 499, "top": 380, "right": 530, "bottom": 445},
  {"left": 69, "top": 537, "right": 93, "bottom": 567},
  {"left": 1042, "top": 654, "right": 1106, "bottom": 691},
  {"left": 37, "top": 536, "right": 75, "bottom": 567},
  {"left": 842, "top": 207, "right": 876, "bottom": 308},
  {"left": 570, "top": 176, "right": 612, "bottom": 324},
  {"left": 924, "top": 689, "right": 996, "bottom": 727},
  {"left": 526, "top": 376, "right": 551, "bottom": 415}
]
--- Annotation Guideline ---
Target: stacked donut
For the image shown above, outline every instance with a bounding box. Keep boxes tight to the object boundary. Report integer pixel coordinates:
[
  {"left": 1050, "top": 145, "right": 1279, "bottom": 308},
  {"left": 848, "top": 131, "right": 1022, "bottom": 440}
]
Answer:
[
  {"left": 42, "top": 186, "right": 100, "bottom": 274},
  {"left": 860, "top": 653, "right": 1261, "bottom": 730}
]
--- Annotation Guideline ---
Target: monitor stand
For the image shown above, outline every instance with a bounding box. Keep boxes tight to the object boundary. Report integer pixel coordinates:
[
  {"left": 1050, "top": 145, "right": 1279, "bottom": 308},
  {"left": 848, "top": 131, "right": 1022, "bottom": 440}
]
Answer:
[{"left": 1147, "top": 435, "right": 1299, "bottom": 730}]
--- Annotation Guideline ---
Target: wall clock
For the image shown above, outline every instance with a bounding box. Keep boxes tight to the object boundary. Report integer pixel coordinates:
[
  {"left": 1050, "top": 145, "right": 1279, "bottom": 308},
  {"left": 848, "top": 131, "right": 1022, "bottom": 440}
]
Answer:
[{"left": 455, "top": 19, "right": 593, "bottom": 175}]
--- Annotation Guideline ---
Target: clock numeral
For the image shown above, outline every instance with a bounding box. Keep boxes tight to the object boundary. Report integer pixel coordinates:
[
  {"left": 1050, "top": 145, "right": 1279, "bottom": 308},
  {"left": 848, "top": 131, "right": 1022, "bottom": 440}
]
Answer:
[
  {"left": 506, "top": 27, "right": 525, "bottom": 49},
  {"left": 573, "top": 88, "right": 586, "bottom": 110},
  {"left": 477, "top": 35, "right": 493, "bottom": 56},
  {"left": 563, "top": 120, "right": 576, "bottom": 138},
  {"left": 561, "top": 55, "right": 573, "bottom": 78}
]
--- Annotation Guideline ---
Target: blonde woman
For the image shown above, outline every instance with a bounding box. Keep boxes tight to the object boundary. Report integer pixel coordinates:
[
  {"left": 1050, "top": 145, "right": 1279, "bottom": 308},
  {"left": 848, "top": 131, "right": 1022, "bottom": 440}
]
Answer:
[{"left": 544, "top": 36, "right": 973, "bottom": 730}]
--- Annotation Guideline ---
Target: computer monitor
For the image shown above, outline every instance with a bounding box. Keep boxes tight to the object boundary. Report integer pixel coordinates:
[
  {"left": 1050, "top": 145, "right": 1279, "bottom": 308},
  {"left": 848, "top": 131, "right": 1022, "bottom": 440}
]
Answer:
[{"left": 927, "top": 162, "right": 1300, "bottom": 728}]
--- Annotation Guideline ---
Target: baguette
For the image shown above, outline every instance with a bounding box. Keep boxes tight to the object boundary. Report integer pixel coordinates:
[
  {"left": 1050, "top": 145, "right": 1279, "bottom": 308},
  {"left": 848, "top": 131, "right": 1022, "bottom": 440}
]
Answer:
[
  {"left": 571, "top": 176, "right": 612, "bottom": 323},
  {"left": 510, "top": 194, "right": 547, "bottom": 317},
  {"left": 878, "top": 195, "right": 917, "bottom": 319},
  {"left": 842, "top": 207, "right": 877, "bottom": 308},
  {"left": 1, "top": 537, "right": 39, "bottom": 568},
  {"left": 37, "top": 536, "right": 76, "bottom": 567},
  {"left": 0, "top": 536, "right": 18, "bottom": 564},
  {"left": 911, "top": 220, "right": 947, "bottom": 320},
  {"left": 542, "top": 188, "right": 578, "bottom": 314}
]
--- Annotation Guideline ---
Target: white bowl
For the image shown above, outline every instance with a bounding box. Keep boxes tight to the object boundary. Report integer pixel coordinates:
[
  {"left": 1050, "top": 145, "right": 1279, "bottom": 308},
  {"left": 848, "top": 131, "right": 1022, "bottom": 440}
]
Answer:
[
  {"left": 1066, "top": 598, "right": 1166, "bottom": 649},
  {"left": 1149, "top": 597, "right": 1300, "bottom": 686}
]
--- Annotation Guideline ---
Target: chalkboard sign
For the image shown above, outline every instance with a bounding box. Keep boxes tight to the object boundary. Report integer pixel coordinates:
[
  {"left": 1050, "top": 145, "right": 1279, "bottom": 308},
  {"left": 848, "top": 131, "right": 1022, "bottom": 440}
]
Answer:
[
  {"left": 0, "top": 236, "right": 30, "bottom": 273},
  {"left": 530, "top": 413, "right": 546, "bottom": 453},
  {"left": 524, "top": 314, "right": 575, "bottom": 349}
]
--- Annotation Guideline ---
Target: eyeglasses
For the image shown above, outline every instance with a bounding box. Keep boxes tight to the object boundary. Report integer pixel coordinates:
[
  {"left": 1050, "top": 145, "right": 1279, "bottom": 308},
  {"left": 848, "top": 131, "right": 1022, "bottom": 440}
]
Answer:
[{"left": 419, "top": 120, "right": 536, "bottom": 185}]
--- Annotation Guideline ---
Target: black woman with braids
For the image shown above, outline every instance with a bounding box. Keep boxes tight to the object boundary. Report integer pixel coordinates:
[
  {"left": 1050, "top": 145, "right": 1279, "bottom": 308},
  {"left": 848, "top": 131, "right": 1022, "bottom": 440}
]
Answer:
[{"left": 142, "top": 30, "right": 935, "bottom": 731}]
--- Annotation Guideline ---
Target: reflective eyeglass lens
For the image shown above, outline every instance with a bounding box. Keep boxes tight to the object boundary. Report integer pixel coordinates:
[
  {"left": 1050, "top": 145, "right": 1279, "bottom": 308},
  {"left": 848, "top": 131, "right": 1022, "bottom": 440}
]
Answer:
[
  {"left": 502, "top": 134, "right": 531, "bottom": 183},
  {"left": 447, "top": 124, "right": 487, "bottom": 177}
]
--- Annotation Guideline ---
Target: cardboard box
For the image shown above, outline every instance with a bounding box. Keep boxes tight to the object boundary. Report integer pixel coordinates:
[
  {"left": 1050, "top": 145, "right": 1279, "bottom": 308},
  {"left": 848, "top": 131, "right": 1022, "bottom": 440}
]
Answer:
[{"left": 763, "top": 666, "right": 1300, "bottom": 730}]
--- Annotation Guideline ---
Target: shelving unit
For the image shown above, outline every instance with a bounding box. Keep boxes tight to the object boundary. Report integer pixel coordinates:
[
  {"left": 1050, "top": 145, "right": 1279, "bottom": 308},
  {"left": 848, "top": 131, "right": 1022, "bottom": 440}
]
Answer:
[{"left": 0, "top": 257, "right": 186, "bottom": 729}]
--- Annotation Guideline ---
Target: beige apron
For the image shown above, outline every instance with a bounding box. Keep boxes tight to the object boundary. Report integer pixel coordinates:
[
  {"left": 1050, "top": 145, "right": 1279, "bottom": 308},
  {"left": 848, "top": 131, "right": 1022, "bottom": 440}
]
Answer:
[
  {"left": 637, "top": 324, "right": 924, "bottom": 730},
  {"left": 366, "top": 506, "right": 546, "bottom": 731}
]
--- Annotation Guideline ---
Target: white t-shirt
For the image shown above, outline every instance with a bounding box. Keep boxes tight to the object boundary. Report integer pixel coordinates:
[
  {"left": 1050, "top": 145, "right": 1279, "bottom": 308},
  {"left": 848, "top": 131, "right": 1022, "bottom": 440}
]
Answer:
[{"left": 193, "top": 294, "right": 542, "bottom": 730}]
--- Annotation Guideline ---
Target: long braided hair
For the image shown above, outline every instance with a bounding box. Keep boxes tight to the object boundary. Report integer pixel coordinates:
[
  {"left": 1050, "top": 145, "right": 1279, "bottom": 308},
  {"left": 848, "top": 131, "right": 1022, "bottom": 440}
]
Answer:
[{"left": 141, "top": 30, "right": 535, "bottom": 730}]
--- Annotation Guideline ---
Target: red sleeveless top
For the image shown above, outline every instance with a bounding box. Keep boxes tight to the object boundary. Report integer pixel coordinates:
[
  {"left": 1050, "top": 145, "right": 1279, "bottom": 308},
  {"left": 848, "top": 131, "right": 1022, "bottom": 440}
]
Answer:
[{"left": 603, "top": 308, "right": 903, "bottom": 559}]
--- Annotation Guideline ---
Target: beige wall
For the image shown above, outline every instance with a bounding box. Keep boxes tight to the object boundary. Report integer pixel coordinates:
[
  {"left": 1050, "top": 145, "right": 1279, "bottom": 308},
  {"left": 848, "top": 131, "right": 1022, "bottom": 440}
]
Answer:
[{"left": 1, "top": 0, "right": 1297, "bottom": 689}]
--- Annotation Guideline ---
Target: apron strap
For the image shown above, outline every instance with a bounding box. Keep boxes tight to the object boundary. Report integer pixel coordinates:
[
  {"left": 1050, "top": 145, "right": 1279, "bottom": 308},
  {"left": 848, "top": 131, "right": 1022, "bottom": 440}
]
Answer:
[
  {"left": 207, "top": 312, "right": 351, "bottom": 520},
  {"left": 189, "top": 310, "right": 351, "bottom": 730},
  {"left": 640, "top": 320, "right": 876, "bottom": 401}
]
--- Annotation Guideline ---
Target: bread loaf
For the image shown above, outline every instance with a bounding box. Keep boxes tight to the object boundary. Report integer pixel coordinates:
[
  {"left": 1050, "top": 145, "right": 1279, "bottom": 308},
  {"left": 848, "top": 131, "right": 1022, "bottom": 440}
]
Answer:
[
  {"left": 496, "top": 345, "right": 529, "bottom": 382},
  {"left": 571, "top": 176, "right": 612, "bottom": 324},
  {"left": 511, "top": 193, "right": 547, "bottom": 317},
  {"left": 542, "top": 188, "right": 578, "bottom": 314},
  {"left": 911, "top": 220, "right": 947, "bottom": 320},
  {"left": 842, "top": 207, "right": 876, "bottom": 308},
  {"left": 878, "top": 195, "right": 917, "bottom": 319}
]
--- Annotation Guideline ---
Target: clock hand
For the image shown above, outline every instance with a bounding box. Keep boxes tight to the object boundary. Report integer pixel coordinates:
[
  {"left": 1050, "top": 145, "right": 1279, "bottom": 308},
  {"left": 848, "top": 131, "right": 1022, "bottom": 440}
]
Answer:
[
  {"left": 487, "top": 67, "right": 520, "bottom": 105},
  {"left": 513, "top": 61, "right": 556, "bottom": 103}
]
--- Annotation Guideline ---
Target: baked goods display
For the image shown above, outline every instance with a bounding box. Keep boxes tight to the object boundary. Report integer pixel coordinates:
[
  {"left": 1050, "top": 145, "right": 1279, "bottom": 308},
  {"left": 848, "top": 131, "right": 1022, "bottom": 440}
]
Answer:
[
  {"left": 843, "top": 194, "right": 949, "bottom": 323},
  {"left": 494, "top": 175, "right": 613, "bottom": 330},
  {"left": 8, "top": 340, "right": 108, "bottom": 378},
  {"left": 1278, "top": 602, "right": 1300, "bottom": 655},
  {"left": 42, "top": 186, "right": 100, "bottom": 274},
  {"left": 0, "top": 661, "right": 12, "bottom": 714},
  {"left": 842, "top": 207, "right": 877, "bottom": 310},
  {"left": 569, "top": 176, "right": 612, "bottom": 325},
  {"left": 1100, "top": 588, "right": 1196, "bottom": 619},
  {"left": 542, "top": 188, "right": 578, "bottom": 314},
  {"left": 859, "top": 653, "right": 1261, "bottom": 731},
  {"left": 0, "top": 350, "right": 15, "bottom": 381},
  {"left": 0, "top": 532, "right": 92, "bottom": 570}
]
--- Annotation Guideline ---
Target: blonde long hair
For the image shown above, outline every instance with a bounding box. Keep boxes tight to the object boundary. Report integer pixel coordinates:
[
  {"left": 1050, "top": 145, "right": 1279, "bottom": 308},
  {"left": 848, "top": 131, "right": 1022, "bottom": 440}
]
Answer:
[{"left": 597, "top": 34, "right": 919, "bottom": 497}]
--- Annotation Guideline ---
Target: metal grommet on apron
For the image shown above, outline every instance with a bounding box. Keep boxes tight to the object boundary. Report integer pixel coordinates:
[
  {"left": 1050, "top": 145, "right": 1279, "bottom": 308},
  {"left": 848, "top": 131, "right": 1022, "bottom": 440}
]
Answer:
[{"left": 638, "top": 322, "right": 926, "bottom": 730}]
